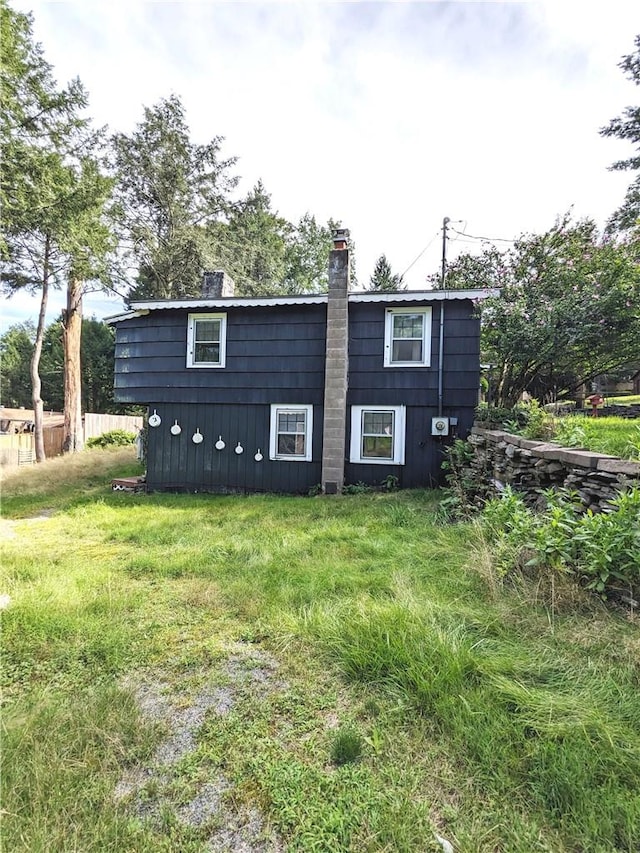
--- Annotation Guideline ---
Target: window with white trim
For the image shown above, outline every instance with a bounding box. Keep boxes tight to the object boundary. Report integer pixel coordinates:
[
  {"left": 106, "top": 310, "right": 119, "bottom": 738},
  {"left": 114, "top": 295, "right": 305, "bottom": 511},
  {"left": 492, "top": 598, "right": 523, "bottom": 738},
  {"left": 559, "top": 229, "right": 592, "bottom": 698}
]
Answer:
[
  {"left": 349, "top": 405, "right": 406, "bottom": 465},
  {"left": 269, "top": 405, "right": 313, "bottom": 461},
  {"left": 384, "top": 307, "right": 431, "bottom": 367},
  {"left": 187, "top": 313, "right": 227, "bottom": 367}
]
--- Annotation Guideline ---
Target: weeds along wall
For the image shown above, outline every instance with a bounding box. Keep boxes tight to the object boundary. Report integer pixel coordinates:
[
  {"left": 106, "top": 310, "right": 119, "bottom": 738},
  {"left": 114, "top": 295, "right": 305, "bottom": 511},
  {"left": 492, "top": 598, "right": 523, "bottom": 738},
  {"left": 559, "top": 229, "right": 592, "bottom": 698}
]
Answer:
[{"left": 468, "top": 427, "right": 640, "bottom": 510}]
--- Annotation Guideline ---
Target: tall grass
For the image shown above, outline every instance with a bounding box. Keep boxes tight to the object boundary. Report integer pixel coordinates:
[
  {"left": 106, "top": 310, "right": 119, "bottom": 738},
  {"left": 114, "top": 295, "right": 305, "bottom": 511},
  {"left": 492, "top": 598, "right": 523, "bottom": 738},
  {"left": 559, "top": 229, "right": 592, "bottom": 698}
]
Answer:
[
  {"left": 555, "top": 415, "right": 640, "bottom": 460},
  {"left": 2, "top": 451, "right": 639, "bottom": 851}
]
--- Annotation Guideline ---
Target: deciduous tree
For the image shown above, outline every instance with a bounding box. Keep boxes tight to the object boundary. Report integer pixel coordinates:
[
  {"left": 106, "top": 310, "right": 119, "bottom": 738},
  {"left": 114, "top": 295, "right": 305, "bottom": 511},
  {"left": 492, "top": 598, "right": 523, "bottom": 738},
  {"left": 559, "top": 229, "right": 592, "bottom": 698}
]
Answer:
[{"left": 432, "top": 216, "right": 640, "bottom": 406}]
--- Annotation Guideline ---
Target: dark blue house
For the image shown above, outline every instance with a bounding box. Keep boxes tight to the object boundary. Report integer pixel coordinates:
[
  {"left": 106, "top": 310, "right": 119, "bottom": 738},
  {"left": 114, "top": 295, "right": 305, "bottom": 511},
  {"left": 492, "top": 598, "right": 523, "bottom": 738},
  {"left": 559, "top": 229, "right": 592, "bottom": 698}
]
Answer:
[{"left": 108, "top": 232, "right": 491, "bottom": 494}]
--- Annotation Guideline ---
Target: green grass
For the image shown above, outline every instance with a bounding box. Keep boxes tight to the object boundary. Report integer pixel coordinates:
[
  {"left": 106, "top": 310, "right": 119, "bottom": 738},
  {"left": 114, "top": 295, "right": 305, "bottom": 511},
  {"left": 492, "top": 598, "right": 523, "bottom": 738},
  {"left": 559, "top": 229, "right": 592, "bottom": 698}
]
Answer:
[
  {"left": 554, "top": 415, "right": 640, "bottom": 460},
  {"left": 601, "top": 395, "right": 640, "bottom": 406},
  {"left": 2, "top": 449, "right": 639, "bottom": 851}
]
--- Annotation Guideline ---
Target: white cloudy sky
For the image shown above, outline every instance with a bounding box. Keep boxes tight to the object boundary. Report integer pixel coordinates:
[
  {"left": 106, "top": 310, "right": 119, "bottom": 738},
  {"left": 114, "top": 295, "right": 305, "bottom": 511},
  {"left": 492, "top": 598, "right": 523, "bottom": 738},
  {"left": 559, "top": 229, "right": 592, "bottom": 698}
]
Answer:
[{"left": 3, "top": 0, "right": 638, "bottom": 329}]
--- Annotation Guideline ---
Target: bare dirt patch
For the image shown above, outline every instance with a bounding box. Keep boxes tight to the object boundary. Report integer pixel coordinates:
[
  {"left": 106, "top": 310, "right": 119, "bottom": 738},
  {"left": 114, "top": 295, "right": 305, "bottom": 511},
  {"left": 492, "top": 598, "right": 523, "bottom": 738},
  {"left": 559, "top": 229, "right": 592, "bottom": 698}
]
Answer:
[{"left": 115, "top": 644, "right": 285, "bottom": 852}]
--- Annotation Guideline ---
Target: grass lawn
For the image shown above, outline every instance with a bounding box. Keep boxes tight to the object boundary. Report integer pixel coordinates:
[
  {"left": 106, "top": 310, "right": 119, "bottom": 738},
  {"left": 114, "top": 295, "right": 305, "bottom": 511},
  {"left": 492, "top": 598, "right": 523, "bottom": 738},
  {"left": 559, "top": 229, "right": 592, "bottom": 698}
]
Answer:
[
  {"left": 2, "top": 448, "right": 639, "bottom": 852},
  {"left": 555, "top": 416, "right": 640, "bottom": 460}
]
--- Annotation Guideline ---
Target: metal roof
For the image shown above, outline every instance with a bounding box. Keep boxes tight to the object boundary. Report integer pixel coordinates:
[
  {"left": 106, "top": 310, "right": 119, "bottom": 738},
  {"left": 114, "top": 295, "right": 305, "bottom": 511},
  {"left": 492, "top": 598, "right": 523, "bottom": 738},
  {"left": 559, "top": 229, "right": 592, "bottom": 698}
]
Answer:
[{"left": 105, "top": 289, "right": 497, "bottom": 323}]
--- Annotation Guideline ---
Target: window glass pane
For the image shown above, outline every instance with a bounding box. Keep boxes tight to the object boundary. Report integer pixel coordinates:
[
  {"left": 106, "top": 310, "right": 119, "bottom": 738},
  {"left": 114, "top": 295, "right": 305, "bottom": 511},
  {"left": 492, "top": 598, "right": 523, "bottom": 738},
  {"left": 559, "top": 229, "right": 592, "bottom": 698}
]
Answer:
[
  {"left": 393, "top": 314, "right": 423, "bottom": 339},
  {"left": 278, "top": 412, "right": 305, "bottom": 433},
  {"left": 362, "top": 435, "right": 393, "bottom": 458},
  {"left": 194, "top": 342, "right": 220, "bottom": 363},
  {"left": 277, "top": 433, "right": 306, "bottom": 455},
  {"left": 362, "top": 411, "right": 393, "bottom": 436},
  {"left": 194, "top": 319, "right": 220, "bottom": 343},
  {"left": 392, "top": 339, "right": 422, "bottom": 362}
]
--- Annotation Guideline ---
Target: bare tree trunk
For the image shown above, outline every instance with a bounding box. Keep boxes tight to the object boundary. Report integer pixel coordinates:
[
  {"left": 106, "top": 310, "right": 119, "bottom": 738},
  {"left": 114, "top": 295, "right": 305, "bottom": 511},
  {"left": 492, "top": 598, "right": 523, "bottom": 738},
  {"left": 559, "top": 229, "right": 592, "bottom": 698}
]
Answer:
[
  {"left": 62, "top": 277, "right": 84, "bottom": 453},
  {"left": 31, "top": 235, "right": 50, "bottom": 463}
]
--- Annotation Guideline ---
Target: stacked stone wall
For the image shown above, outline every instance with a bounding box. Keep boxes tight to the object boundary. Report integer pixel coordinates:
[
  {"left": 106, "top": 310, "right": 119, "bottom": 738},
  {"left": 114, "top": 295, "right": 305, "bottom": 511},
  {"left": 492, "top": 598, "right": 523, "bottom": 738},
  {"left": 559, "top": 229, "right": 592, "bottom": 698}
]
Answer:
[{"left": 468, "top": 427, "right": 640, "bottom": 510}]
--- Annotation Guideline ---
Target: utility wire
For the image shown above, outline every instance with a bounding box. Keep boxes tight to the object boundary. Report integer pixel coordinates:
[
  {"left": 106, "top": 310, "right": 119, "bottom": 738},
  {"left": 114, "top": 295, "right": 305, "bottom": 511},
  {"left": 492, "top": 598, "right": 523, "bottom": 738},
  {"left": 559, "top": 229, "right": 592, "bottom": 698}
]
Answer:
[
  {"left": 449, "top": 227, "right": 515, "bottom": 244},
  {"left": 400, "top": 231, "right": 440, "bottom": 277}
]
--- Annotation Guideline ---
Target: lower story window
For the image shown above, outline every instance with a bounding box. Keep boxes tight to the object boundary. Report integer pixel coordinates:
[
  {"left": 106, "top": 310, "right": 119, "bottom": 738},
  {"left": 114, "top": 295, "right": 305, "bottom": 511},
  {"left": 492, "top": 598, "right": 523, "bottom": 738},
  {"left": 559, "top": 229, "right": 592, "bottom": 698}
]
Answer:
[
  {"left": 349, "top": 405, "right": 406, "bottom": 465},
  {"left": 269, "top": 404, "right": 313, "bottom": 462}
]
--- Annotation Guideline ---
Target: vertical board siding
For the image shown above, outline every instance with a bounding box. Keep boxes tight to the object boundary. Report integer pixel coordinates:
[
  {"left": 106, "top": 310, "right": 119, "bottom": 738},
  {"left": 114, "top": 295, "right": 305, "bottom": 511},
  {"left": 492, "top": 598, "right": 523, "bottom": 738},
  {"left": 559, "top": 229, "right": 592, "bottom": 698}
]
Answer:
[
  {"left": 146, "top": 402, "right": 322, "bottom": 494},
  {"left": 344, "top": 405, "right": 450, "bottom": 489}
]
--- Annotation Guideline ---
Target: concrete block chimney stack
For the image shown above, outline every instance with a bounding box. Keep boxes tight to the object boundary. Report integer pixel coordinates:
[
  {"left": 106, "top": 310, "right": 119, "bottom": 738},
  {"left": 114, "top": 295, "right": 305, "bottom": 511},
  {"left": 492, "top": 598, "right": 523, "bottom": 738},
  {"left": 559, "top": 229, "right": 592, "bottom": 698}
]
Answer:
[
  {"left": 201, "top": 270, "right": 235, "bottom": 298},
  {"left": 321, "top": 229, "right": 350, "bottom": 494}
]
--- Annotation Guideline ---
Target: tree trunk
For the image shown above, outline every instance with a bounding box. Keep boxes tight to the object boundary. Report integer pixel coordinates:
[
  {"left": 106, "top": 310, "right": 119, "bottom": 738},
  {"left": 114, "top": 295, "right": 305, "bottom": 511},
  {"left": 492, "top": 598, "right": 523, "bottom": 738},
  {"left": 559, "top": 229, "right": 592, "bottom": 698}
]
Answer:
[
  {"left": 62, "top": 277, "right": 84, "bottom": 453},
  {"left": 31, "top": 236, "right": 51, "bottom": 463}
]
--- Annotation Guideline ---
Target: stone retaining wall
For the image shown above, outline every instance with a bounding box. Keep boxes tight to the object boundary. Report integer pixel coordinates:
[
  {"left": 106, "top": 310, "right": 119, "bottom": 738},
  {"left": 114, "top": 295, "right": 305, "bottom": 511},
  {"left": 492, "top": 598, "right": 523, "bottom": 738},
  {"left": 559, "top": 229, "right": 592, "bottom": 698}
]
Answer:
[
  {"left": 468, "top": 427, "right": 640, "bottom": 510},
  {"left": 593, "top": 404, "right": 640, "bottom": 419}
]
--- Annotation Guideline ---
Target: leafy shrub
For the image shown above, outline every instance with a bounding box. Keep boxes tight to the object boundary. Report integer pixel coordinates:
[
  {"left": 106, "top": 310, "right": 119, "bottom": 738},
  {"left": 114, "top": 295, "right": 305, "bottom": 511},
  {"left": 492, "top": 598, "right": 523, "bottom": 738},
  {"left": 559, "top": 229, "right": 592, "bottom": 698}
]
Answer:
[
  {"left": 572, "top": 489, "right": 640, "bottom": 596},
  {"left": 475, "top": 404, "right": 527, "bottom": 429},
  {"left": 476, "top": 401, "right": 552, "bottom": 439},
  {"left": 480, "top": 486, "right": 640, "bottom": 601},
  {"left": 439, "top": 439, "right": 488, "bottom": 520},
  {"left": 86, "top": 430, "right": 136, "bottom": 449},
  {"left": 343, "top": 481, "right": 372, "bottom": 495},
  {"left": 554, "top": 420, "right": 587, "bottom": 448}
]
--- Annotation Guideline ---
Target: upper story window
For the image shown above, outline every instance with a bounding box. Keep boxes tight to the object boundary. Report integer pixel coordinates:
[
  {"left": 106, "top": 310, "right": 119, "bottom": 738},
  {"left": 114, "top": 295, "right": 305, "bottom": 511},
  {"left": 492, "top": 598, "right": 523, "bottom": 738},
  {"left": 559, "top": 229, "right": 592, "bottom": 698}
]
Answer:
[
  {"left": 269, "top": 404, "right": 313, "bottom": 462},
  {"left": 384, "top": 307, "right": 431, "bottom": 367},
  {"left": 187, "top": 313, "right": 227, "bottom": 368}
]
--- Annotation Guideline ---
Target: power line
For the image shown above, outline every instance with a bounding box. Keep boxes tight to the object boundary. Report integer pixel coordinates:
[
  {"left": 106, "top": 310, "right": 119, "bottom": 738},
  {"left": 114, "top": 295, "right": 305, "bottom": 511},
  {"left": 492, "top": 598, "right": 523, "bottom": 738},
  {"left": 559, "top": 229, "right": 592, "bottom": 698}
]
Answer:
[
  {"left": 449, "top": 227, "right": 515, "bottom": 244},
  {"left": 400, "top": 231, "right": 440, "bottom": 277}
]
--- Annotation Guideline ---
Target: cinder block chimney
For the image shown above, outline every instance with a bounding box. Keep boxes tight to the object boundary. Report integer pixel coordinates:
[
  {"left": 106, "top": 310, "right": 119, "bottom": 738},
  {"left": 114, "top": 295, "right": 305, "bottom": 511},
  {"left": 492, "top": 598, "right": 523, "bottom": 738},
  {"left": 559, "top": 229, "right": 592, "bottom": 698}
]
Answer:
[
  {"left": 321, "top": 229, "right": 350, "bottom": 494},
  {"left": 202, "top": 270, "right": 235, "bottom": 298}
]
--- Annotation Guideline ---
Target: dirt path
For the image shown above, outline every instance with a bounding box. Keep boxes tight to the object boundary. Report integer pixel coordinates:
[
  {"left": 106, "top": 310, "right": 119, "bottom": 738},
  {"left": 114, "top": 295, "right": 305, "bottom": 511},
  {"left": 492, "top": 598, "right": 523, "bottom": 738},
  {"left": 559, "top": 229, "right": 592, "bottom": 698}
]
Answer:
[{"left": 115, "top": 644, "right": 286, "bottom": 852}]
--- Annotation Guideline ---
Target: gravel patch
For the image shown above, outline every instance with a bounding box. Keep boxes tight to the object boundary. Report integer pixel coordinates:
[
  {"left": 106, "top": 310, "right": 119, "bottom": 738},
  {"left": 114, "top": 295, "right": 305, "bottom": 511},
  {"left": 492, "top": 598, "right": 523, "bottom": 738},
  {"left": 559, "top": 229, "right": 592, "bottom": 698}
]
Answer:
[{"left": 115, "top": 643, "right": 285, "bottom": 851}]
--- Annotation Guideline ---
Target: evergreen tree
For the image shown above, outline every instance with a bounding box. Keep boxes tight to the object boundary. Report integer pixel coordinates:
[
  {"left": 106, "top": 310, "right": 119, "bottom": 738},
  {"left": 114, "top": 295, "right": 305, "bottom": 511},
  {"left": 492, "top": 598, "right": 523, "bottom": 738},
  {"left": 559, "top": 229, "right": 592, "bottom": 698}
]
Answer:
[
  {"left": 601, "top": 34, "right": 640, "bottom": 235},
  {"left": 112, "top": 95, "right": 238, "bottom": 300},
  {"left": 212, "top": 180, "right": 291, "bottom": 296},
  {"left": 369, "top": 254, "right": 405, "bottom": 291},
  {"left": 1, "top": 1, "right": 113, "bottom": 458},
  {"left": 0, "top": 322, "right": 34, "bottom": 408}
]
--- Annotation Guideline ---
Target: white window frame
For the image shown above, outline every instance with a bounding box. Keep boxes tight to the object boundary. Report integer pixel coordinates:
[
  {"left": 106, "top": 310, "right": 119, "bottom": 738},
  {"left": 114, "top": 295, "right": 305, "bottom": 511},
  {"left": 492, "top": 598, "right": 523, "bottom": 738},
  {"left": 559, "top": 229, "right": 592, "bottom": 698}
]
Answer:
[
  {"left": 383, "top": 307, "right": 431, "bottom": 367},
  {"left": 187, "top": 313, "right": 227, "bottom": 368},
  {"left": 349, "top": 405, "right": 406, "bottom": 465},
  {"left": 269, "top": 404, "right": 313, "bottom": 462}
]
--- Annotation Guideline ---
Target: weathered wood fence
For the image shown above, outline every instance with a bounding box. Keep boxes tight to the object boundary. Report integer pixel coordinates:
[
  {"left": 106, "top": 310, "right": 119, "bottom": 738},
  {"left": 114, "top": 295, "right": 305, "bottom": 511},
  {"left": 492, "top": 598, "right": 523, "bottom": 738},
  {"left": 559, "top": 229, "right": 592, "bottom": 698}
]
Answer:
[{"left": 1, "top": 413, "right": 142, "bottom": 468}]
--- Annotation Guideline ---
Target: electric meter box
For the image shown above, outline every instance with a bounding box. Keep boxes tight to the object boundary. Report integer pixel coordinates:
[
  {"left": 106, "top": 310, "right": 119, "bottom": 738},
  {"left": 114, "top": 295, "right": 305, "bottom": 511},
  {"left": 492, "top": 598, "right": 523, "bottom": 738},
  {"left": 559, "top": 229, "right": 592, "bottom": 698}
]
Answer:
[{"left": 431, "top": 417, "right": 450, "bottom": 436}]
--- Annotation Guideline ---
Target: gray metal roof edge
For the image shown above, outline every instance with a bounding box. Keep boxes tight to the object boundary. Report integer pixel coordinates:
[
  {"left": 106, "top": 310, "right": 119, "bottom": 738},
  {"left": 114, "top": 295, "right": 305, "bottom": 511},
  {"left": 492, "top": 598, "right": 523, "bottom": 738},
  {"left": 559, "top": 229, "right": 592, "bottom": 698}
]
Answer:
[
  {"left": 348, "top": 288, "right": 498, "bottom": 302},
  {"left": 106, "top": 288, "right": 498, "bottom": 322},
  {"left": 127, "top": 294, "right": 329, "bottom": 311}
]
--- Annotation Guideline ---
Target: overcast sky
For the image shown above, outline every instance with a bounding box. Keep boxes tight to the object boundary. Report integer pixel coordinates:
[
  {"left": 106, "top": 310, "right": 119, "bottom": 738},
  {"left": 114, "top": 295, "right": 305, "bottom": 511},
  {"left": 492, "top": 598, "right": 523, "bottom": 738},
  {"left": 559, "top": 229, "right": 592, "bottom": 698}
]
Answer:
[{"left": 3, "top": 0, "right": 638, "bottom": 330}]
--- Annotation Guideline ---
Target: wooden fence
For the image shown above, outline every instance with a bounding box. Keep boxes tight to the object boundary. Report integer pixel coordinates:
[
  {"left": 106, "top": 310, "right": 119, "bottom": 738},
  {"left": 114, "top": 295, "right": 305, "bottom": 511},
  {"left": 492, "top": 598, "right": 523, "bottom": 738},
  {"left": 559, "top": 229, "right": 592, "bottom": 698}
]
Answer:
[
  {"left": 84, "top": 413, "right": 142, "bottom": 440},
  {"left": 1, "top": 413, "right": 143, "bottom": 468}
]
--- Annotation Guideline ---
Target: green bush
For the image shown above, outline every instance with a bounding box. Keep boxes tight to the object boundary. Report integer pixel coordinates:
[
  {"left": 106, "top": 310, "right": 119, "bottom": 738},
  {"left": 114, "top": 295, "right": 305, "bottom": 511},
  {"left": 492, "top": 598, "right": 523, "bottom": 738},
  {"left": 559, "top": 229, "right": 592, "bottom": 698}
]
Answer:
[
  {"left": 573, "top": 489, "right": 640, "bottom": 596},
  {"left": 480, "top": 486, "right": 640, "bottom": 600},
  {"left": 86, "top": 430, "right": 136, "bottom": 449}
]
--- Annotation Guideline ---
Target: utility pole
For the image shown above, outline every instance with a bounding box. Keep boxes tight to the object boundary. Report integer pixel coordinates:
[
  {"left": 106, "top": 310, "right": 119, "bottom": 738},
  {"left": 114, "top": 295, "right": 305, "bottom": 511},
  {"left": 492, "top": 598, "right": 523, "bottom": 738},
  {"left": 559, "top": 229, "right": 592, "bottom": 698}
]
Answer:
[{"left": 440, "top": 216, "right": 450, "bottom": 288}]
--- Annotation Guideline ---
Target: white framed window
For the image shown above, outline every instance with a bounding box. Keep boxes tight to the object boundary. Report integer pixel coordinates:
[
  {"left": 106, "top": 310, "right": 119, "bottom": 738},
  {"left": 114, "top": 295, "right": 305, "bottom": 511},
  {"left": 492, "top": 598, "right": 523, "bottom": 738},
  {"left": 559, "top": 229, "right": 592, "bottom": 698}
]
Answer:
[
  {"left": 187, "top": 313, "right": 227, "bottom": 368},
  {"left": 349, "top": 405, "right": 406, "bottom": 465},
  {"left": 269, "top": 404, "right": 313, "bottom": 462},
  {"left": 384, "top": 307, "right": 431, "bottom": 367}
]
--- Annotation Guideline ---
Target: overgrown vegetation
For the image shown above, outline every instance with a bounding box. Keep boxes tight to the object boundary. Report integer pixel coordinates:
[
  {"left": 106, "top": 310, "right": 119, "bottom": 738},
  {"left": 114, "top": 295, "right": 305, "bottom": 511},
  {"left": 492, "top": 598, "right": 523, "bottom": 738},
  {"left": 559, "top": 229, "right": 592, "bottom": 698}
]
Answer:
[
  {"left": 476, "top": 402, "right": 640, "bottom": 459},
  {"left": 2, "top": 449, "right": 639, "bottom": 851},
  {"left": 85, "top": 429, "right": 136, "bottom": 449},
  {"left": 482, "top": 486, "right": 640, "bottom": 601}
]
